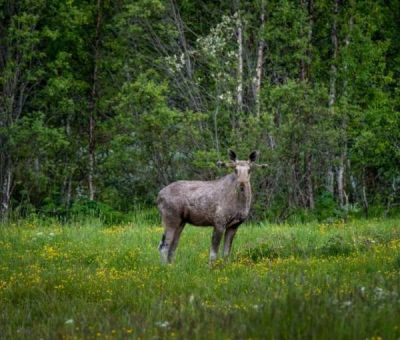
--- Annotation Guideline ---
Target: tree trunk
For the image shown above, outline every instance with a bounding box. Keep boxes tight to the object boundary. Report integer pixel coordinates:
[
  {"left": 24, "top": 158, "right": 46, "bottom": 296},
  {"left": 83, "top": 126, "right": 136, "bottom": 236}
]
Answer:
[
  {"left": 306, "top": 152, "right": 315, "bottom": 209},
  {"left": 329, "top": 0, "right": 338, "bottom": 108},
  {"left": 236, "top": 11, "right": 243, "bottom": 112},
  {"left": 1, "top": 158, "right": 12, "bottom": 220},
  {"left": 170, "top": 0, "right": 192, "bottom": 79},
  {"left": 336, "top": 139, "right": 345, "bottom": 210},
  {"left": 88, "top": 0, "right": 102, "bottom": 201},
  {"left": 88, "top": 115, "right": 95, "bottom": 201},
  {"left": 301, "top": 0, "right": 314, "bottom": 209},
  {"left": 338, "top": 15, "right": 353, "bottom": 209},
  {"left": 62, "top": 175, "right": 72, "bottom": 209},
  {"left": 254, "top": 0, "right": 265, "bottom": 117},
  {"left": 329, "top": 0, "right": 347, "bottom": 207},
  {"left": 63, "top": 117, "right": 73, "bottom": 208},
  {"left": 342, "top": 16, "right": 353, "bottom": 93},
  {"left": 337, "top": 156, "right": 345, "bottom": 207},
  {"left": 362, "top": 171, "right": 369, "bottom": 218},
  {"left": 327, "top": 167, "right": 334, "bottom": 195},
  {"left": 169, "top": 0, "right": 203, "bottom": 112}
]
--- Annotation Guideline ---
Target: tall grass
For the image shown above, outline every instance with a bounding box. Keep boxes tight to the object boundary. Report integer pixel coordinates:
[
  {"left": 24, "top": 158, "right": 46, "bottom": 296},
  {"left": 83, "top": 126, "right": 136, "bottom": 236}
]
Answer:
[{"left": 0, "top": 217, "right": 399, "bottom": 339}]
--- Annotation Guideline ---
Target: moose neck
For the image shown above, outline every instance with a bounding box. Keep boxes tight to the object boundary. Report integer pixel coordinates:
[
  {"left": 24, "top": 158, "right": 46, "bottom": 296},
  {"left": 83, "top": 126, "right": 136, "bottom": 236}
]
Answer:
[
  {"left": 227, "top": 173, "right": 252, "bottom": 213},
  {"left": 237, "top": 181, "right": 252, "bottom": 212}
]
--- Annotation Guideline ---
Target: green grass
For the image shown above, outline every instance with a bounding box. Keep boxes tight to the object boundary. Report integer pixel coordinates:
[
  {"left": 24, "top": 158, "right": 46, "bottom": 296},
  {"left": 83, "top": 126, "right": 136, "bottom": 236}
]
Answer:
[{"left": 0, "top": 217, "right": 400, "bottom": 339}]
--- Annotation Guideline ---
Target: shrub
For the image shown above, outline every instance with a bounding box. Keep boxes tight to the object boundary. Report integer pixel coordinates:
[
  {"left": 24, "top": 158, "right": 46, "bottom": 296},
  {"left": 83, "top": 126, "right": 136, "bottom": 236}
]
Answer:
[
  {"left": 70, "top": 199, "right": 125, "bottom": 225},
  {"left": 241, "top": 243, "right": 281, "bottom": 262},
  {"left": 319, "top": 235, "right": 353, "bottom": 257}
]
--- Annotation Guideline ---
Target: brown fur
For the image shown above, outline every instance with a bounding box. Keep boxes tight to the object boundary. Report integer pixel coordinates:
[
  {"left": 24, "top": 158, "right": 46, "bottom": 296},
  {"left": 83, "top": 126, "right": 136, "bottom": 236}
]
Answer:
[{"left": 157, "top": 151, "right": 258, "bottom": 263}]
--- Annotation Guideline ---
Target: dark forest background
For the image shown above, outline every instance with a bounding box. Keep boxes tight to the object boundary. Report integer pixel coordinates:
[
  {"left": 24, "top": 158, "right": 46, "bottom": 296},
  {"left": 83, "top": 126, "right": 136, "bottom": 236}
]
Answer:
[{"left": 1, "top": 0, "right": 399, "bottom": 222}]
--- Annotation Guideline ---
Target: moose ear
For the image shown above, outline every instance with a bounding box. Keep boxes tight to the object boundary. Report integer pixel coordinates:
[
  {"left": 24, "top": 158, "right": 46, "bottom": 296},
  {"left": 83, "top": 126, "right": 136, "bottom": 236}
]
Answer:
[
  {"left": 228, "top": 149, "right": 237, "bottom": 162},
  {"left": 249, "top": 150, "right": 258, "bottom": 163}
]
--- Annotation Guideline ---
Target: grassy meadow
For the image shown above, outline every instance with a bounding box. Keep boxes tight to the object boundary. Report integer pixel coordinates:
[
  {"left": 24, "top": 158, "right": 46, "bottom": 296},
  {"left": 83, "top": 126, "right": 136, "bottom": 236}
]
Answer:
[{"left": 0, "top": 215, "right": 400, "bottom": 339}]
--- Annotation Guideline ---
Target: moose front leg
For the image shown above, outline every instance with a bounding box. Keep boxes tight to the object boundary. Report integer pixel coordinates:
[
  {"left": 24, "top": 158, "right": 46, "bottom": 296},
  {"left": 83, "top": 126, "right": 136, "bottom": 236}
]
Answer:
[
  {"left": 210, "top": 227, "right": 224, "bottom": 263},
  {"left": 223, "top": 224, "right": 240, "bottom": 258}
]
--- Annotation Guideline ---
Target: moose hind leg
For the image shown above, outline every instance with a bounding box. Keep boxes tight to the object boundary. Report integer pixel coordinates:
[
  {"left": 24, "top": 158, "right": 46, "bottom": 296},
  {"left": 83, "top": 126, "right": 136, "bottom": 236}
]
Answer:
[
  {"left": 158, "top": 233, "right": 166, "bottom": 251},
  {"left": 159, "top": 215, "right": 182, "bottom": 264},
  {"left": 159, "top": 226, "right": 175, "bottom": 263},
  {"left": 167, "top": 223, "right": 185, "bottom": 262}
]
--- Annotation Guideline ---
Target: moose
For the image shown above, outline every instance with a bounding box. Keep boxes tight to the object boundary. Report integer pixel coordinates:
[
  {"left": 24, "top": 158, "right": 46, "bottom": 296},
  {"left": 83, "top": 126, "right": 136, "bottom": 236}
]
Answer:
[{"left": 157, "top": 150, "right": 267, "bottom": 263}]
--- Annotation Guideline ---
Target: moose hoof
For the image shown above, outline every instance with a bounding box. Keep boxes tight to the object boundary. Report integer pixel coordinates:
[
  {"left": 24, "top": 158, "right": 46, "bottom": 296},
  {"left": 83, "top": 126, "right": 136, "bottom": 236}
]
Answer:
[
  {"left": 209, "top": 250, "right": 218, "bottom": 264},
  {"left": 159, "top": 248, "right": 170, "bottom": 264}
]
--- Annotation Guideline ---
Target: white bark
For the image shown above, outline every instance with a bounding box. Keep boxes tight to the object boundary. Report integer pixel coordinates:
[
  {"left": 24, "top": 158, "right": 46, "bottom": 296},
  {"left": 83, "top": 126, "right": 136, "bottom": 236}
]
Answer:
[
  {"left": 254, "top": 1, "right": 265, "bottom": 117},
  {"left": 306, "top": 153, "right": 315, "bottom": 209},
  {"left": 88, "top": 144, "right": 95, "bottom": 201},
  {"left": 327, "top": 168, "right": 334, "bottom": 195},
  {"left": 65, "top": 176, "right": 72, "bottom": 208},
  {"left": 329, "top": 0, "right": 348, "bottom": 208},
  {"left": 337, "top": 159, "right": 345, "bottom": 207},
  {"left": 337, "top": 15, "right": 353, "bottom": 209},
  {"left": 88, "top": 0, "right": 102, "bottom": 201},
  {"left": 236, "top": 12, "right": 243, "bottom": 112},
  {"left": 329, "top": 0, "right": 338, "bottom": 108},
  {"left": 1, "top": 161, "right": 12, "bottom": 219},
  {"left": 362, "top": 178, "right": 368, "bottom": 217}
]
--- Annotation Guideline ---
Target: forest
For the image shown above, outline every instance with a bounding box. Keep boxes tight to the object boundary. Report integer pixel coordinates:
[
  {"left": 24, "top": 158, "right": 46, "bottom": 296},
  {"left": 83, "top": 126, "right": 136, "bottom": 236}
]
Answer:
[
  {"left": 2, "top": 2, "right": 400, "bottom": 338},
  {"left": 1, "top": 0, "right": 400, "bottom": 222}
]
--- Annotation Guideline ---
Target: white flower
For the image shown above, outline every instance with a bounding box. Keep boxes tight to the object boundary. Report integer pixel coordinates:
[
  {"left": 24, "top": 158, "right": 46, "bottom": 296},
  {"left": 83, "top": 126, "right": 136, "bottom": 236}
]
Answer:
[
  {"left": 179, "top": 53, "right": 185, "bottom": 64},
  {"left": 342, "top": 301, "right": 352, "bottom": 307},
  {"left": 65, "top": 319, "right": 74, "bottom": 325},
  {"left": 156, "top": 321, "right": 170, "bottom": 329},
  {"left": 374, "top": 287, "right": 385, "bottom": 299}
]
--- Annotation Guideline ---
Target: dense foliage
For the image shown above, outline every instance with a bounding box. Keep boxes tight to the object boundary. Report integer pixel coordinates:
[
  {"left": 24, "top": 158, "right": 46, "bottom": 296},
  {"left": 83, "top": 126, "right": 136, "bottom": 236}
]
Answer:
[{"left": 1, "top": 0, "right": 399, "bottom": 221}]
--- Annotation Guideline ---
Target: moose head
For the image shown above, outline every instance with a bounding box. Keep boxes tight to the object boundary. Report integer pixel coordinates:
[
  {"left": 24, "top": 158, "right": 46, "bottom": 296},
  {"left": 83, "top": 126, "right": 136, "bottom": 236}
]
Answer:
[{"left": 217, "top": 149, "right": 268, "bottom": 184}]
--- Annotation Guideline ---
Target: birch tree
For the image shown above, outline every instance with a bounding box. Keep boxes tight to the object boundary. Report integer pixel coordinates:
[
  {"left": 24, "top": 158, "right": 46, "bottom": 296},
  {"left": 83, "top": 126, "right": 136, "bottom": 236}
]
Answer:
[{"left": 0, "top": 0, "right": 45, "bottom": 218}]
